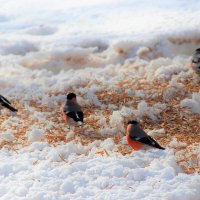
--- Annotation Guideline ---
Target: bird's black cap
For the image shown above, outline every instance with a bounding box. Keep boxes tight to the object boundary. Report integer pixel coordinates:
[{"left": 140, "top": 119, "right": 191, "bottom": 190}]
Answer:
[
  {"left": 67, "top": 93, "right": 76, "bottom": 100},
  {"left": 128, "top": 120, "right": 138, "bottom": 125},
  {"left": 195, "top": 48, "right": 200, "bottom": 52}
]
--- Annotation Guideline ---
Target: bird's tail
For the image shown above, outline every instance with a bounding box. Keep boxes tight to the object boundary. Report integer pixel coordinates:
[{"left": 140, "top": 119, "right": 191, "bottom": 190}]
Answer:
[{"left": 2, "top": 102, "right": 17, "bottom": 112}]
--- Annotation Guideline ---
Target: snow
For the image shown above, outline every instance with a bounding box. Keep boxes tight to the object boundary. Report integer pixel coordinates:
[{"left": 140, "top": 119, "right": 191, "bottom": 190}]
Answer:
[
  {"left": 26, "top": 128, "right": 45, "bottom": 142},
  {"left": 122, "top": 101, "right": 167, "bottom": 123},
  {"left": 180, "top": 92, "right": 200, "bottom": 114},
  {"left": 163, "top": 76, "right": 185, "bottom": 101},
  {"left": 0, "top": 131, "right": 15, "bottom": 142},
  {"left": 0, "top": 0, "right": 200, "bottom": 199},
  {"left": 147, "top": 128, "right": 166, "bottom": 138},
  {"left": 109, "top": 111, "right": 125, "bottom": 133},
  {"left": 0, "top": 142, "right": 199, "bottom": 200},
  {"left": 100, "top": 138, "right": 115, "bottom": 150},
  {"left": 168, "top": 138, "right": 187, "bottom": 149}
]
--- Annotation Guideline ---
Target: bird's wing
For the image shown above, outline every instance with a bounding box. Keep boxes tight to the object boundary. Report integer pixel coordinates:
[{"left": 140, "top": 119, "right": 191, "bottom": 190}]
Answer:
[{"left": 0, "top": 95, "right": 11, "bottom": 104}]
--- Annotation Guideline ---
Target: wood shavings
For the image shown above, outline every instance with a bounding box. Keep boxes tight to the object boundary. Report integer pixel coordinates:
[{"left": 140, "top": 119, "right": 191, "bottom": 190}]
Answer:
[{"left": 0, "top": 76, "right": 199, "bottom": 174}]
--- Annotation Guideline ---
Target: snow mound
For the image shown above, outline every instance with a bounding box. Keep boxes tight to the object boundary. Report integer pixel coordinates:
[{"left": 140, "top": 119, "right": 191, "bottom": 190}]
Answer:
[
  {"left": 26, "top": 25, "right": 58, "bottom": 36},
  {"left": 1, "top": 131, "right": 15, "bottom": 142},
  {"left": 100, "top": 138, "right": 115, "bottom": 150},
  {"left": 168, "top": 138, "right": 187, "bottom": 149},
  {"left": 109, "top": 111, "right": 125, "bottom": 133},
  {"left": 180, "top": 92, "right": 200, "bottom": 114},
  {"left": 148, "top": 128, "right": 166, "bottom": 137},
  {"left": 0, "top": 40, "right": 38, "bottom": 55},
  {"left": 134, "top": 101, "right": 167, "bottom": 122},
  {"left": 26, "top": 128, "right": 45, "bottom": 142}
]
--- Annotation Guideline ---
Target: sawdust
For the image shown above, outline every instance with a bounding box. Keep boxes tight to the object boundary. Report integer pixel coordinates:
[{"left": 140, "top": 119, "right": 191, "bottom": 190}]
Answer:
[{"left": 0, "top": 76, "right": 199, "bottom": 174}]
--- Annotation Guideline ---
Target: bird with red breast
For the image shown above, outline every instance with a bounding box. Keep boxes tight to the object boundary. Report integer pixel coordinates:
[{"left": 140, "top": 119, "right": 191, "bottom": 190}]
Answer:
[
  {"left": 126, "top": 120, "right": 165, "bottom": 150},
  {"left": 63, "top": 93, "right": 84, "bottom": 129}
]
